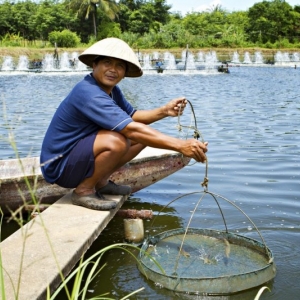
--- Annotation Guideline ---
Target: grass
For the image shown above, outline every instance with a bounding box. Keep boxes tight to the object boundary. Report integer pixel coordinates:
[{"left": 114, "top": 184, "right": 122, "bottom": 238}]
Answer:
[{"left": 48, "top": 243, "right": 163, "bottom": 300}]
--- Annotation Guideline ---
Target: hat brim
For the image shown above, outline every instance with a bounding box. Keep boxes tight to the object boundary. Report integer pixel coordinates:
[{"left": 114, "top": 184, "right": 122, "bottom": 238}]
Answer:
[
  {"left": 78, "top": 38, "right": 143, "bottom": 78},
  {"left": 79, "top": 54, "right": 143, "bottom": 78}
]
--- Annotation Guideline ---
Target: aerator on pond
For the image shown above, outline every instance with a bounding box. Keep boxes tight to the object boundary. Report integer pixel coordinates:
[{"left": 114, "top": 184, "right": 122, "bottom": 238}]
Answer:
[{"left": 138, "top": 100, "right": 276, "bottom": 295}]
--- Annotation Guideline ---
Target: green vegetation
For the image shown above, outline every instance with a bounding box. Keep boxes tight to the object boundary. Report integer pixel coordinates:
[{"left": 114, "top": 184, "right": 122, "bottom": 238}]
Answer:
[
  {"left": 49, "top": 30, "right": 81, "bottom": 47},
  {"left": 0, "top": 0, "right": 299, "bottom": 49}
]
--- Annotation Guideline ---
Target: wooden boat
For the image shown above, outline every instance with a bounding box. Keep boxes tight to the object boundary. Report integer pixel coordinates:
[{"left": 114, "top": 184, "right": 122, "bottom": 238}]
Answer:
[{"left": 0, "top": 147, "right": 190, "bottom": 214}]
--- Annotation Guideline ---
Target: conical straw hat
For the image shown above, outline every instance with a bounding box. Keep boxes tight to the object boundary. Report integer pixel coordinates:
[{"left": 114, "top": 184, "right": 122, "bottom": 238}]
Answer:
[{"left": 78, "top": 37, "right": 143, "bottom": 77}]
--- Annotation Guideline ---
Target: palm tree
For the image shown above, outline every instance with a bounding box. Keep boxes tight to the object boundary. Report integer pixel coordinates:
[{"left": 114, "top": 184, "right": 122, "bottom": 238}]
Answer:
[{"left": 69, "top": 0, "right": 119, "bottom": 38}]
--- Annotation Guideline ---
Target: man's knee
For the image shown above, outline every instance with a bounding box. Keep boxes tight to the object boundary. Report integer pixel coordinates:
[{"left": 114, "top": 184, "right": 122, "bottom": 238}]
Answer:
[
  {"left": 94, "top": 131, "right": 130, "bottom": 155},
  {"left": 109, "top": 132, "right": 130, "bottom": 152}
]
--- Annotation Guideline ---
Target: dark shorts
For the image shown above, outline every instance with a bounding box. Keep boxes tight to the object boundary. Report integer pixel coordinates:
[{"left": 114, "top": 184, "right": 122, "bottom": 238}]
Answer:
[{"left": 55, "top": 133, "right": 97, "bottom": 188}]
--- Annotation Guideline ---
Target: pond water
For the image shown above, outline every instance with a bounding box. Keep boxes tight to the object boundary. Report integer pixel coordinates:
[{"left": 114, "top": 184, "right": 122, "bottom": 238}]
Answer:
[{"left": 0, "top": 66, "right": 299, "bottom": 299}]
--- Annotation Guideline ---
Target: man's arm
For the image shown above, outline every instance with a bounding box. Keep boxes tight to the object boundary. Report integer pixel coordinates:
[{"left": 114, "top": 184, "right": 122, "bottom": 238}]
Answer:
[
  {"left": 132, "top": 97, "right": 187, "bottom": 124},
  {"left": 120, "top": 121, "right": 208, "bottom": 163}
]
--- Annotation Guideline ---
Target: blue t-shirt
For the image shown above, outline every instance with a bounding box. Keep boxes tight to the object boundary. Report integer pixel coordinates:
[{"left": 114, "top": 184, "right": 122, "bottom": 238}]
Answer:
[{"left": 40, "top": 73, "right": 136, "bottom": 183}]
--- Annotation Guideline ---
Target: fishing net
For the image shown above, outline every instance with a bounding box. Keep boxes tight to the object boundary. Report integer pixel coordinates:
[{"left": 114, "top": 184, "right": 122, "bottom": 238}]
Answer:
[{"left": 138, "top": 100, "right": 276, "bottom": 295}]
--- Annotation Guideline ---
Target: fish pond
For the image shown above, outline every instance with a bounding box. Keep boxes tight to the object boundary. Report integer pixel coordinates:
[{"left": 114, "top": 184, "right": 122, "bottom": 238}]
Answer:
[{"left": 0, "top": 66, "right": 299, "bottom": 299}]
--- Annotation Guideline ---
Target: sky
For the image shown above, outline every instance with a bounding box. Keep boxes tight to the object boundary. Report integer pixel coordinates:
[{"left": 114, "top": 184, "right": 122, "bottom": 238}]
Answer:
[{"left": 166, "top": 0, "right": 300, "bottom": 15}]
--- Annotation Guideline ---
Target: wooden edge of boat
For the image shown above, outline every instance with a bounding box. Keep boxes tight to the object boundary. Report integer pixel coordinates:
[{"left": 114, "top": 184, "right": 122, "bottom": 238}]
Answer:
[{"left": 0, "top": 147, "right": 191, "bottom": 214}]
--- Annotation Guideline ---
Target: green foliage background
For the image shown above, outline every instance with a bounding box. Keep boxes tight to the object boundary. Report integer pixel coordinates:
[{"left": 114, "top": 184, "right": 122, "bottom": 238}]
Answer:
[{"left": 0, "top": 0, "right": 299, "bottom": 49}]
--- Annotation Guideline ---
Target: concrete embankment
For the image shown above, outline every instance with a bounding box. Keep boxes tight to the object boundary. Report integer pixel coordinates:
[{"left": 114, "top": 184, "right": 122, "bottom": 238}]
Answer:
[{"left": 0, "top": 192, "right": 126, "bottom": 300}]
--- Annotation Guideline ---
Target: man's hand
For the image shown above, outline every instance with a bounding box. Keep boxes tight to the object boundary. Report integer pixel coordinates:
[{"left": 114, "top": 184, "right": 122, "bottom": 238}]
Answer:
[
  {"left": 121, "top": 122, "right": 208, "bottom": 163},
  {"left": 164, "top": 97, "right": 187, "bottom": 117},
  {"left": 180, "top": 140, "right": 208, "bottom": 163}
]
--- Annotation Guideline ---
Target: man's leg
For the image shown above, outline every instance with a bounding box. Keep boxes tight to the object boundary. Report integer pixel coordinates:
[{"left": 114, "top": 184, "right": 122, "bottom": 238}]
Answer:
[{"left": 75, "top": 130, "right": 145, "bottom": 196}]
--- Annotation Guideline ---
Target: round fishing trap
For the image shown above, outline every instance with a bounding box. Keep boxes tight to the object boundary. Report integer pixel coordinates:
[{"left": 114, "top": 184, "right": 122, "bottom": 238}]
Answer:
[
  {"left": 138, "top": 100, "right": 276, "bottom": 295},
  {"left": 138, "top": 225, "right": 276, "bottom": 295}
]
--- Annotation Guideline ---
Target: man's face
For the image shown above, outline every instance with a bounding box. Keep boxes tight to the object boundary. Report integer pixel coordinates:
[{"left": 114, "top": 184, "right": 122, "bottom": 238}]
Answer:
[{"left": 93, "top": 57, "right": 127, "bottom": 94}]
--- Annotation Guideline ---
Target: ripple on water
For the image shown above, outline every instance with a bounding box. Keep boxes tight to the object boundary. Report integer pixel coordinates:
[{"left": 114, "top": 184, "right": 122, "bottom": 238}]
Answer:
[{"left": 1, "top": 68, "right": 300, "bottom": 299}]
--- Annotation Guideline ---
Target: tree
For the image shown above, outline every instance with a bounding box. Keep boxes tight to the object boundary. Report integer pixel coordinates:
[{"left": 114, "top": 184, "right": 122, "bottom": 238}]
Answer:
[
  {"left": 183, "top": 10, "right": 228, "bottom": 38},
  {"left": 246, "top": 0, "right": 294, "bottom": 43},
  {"left": 32, "top": 0, "right": 75, "bottom": 41},
  {"left": 159, "top": 18, "right": 187, "bottom": 47},
  {"left": 288, "top": 5, "right": 300, "bottom": 43},
  {"left": 97, "top": 9, "right": 121, "bottom": 39},
  {"left": 128, "top": 4, "right": 155, "bottom": 35},
  {"left": 182, "top": 12, "right": 207, "bottom": 36},
  {"left": 12, "top": 1, "right": 39, "bottom": 41},
  {"left": 152, "top": 0, "right": 171, "bottom": 24},
  {"left": 68, "top": 0, "right": 119, "bottom": 38},
  {"left": 0, "top": 1, "right": 15, "bottom": 37},
  {"left": 117, "top": 3, "right": 132, "bottom": 32},
  {"left": 227, "top": 11, "right": 249, "bottom": 31},
  {"left": 118, "top": 0, "right": 143, "bottom": 11},
  {"left": 117, "top": 0, "right": 171, "bottom": 35}
]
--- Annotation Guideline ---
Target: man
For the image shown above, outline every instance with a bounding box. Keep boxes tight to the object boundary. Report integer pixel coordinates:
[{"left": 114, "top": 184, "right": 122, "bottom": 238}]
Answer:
[{"left": 40, "top": 37, "right": 208, "bottom": 211}]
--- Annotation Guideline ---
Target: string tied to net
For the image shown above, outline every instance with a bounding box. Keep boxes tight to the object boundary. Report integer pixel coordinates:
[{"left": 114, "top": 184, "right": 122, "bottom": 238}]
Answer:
[{"left": 177, "top": 98, "right": 209, "bottom": 191}]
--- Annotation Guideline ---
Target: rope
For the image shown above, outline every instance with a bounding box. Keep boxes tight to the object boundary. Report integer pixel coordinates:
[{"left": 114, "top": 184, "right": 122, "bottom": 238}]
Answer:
[{"left": 176, "top": 98, "right": 209, "bottom": 189}]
